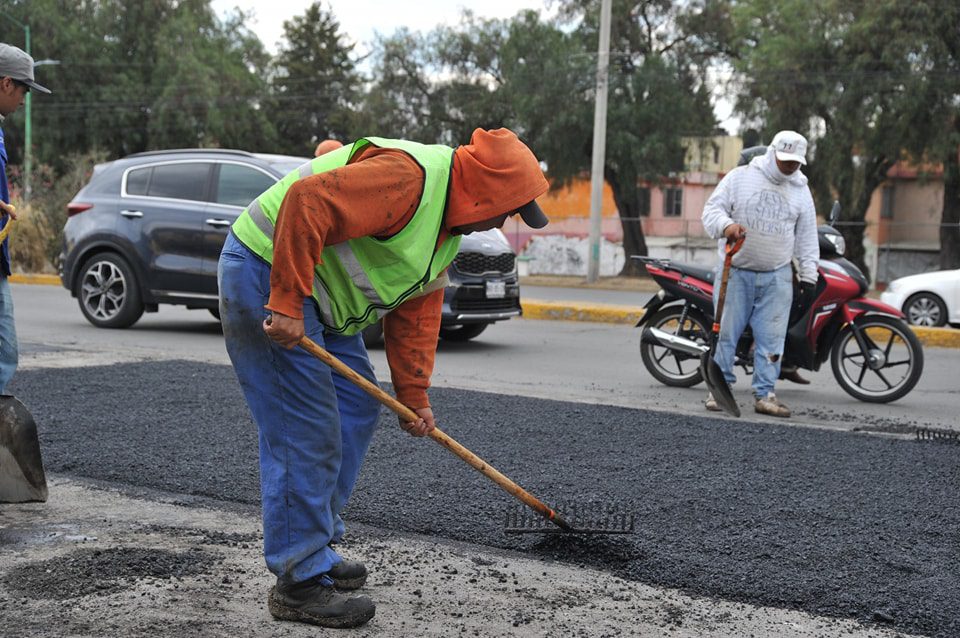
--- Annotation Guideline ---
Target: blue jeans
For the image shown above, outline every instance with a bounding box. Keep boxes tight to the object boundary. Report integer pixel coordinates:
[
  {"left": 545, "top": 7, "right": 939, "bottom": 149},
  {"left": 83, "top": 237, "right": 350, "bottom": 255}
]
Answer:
[
  {"left": 0, "top": 276, "right": 18, "bottom": 394},
  {"left": 712, "top": 265, "right": 792, "bottom": 398},
  {"left": 218, "top": 233, "right": 382, "bottom": 583}
]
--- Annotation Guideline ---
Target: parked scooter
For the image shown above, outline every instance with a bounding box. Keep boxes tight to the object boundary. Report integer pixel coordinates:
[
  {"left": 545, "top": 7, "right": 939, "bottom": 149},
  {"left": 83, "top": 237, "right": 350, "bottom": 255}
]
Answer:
[{"left": 634, "top": 203, "right": 924, "bottom": 404}]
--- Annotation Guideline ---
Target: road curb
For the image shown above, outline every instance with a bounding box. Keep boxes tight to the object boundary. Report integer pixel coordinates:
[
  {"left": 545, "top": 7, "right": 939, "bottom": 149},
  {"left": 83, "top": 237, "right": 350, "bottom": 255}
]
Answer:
[
  {"left": 911, "top": 325, "right": 960, "bottom": 349},
  {"left": 522, "top": 300, "right": 644, "bottom": 325},
  {"left": 522, "top": 300, "right": 960, "bottom": 349},
  {"left": 10, "top": 273, "right": 61, "bottom": 286}
]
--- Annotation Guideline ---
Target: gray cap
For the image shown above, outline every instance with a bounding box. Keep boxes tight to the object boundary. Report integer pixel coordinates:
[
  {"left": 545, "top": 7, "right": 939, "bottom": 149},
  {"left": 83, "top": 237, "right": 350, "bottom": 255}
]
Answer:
[{"left": 0, "top": 43, "right": 52, "bottom": 94}]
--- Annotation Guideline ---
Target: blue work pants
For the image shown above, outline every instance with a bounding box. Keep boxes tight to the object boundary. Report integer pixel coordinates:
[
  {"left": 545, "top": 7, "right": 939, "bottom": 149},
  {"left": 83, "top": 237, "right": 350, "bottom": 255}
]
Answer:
[
  {"left": 712, "top": 265, "right": 793, "bottom": 398},
  {"left": 0, "top": 276, "right": 17, "bottom": 393},
  {"left": 218, "top": 233, "right": 381, "bottom": 583}
]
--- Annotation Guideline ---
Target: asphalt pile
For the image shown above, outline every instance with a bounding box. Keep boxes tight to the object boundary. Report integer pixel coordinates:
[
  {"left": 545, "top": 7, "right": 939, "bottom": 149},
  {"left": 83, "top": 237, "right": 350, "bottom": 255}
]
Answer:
[{"left": 9, "top": 360, "right": 959, "bottom": 637}]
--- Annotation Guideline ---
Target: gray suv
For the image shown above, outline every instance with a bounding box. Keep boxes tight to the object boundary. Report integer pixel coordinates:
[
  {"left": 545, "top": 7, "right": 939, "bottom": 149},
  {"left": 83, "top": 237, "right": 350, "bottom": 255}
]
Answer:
[
  {"left": 60, "top": 149, "right": 308, "bottom": 328},
  {"left": 60, "top": 148, "right": 522, "bottom": 340}
]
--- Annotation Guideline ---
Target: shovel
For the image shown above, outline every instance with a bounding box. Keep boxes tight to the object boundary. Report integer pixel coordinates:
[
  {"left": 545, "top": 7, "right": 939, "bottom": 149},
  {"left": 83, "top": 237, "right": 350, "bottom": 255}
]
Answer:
[
  {"left": 0, "top": 395, "right": 48, "bottom": 503},
  {"left": 700, "top": 236, "right": 745, "bottom": 417},
  {"left": 298, "top": 336, "right": 633, "bottom": 535}
]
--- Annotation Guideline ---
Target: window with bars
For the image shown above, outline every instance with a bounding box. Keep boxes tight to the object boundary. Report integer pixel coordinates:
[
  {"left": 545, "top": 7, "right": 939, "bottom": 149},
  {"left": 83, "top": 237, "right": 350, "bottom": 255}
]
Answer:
[
  {"left": 880, "top": 185, "right": 894, "bottom": 219},
  {"left": 664, "top": 188, "right": 683, "bottom": 217}
]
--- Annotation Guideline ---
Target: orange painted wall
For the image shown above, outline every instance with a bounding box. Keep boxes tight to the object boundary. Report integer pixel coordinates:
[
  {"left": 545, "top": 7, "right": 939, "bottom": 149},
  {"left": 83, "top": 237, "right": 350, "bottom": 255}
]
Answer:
[
  {"left": 502, "top": 178, "right": 621, "bottom": 252},
  {"left": 539, "top": 179, "right": 619, "bottom": 219}
]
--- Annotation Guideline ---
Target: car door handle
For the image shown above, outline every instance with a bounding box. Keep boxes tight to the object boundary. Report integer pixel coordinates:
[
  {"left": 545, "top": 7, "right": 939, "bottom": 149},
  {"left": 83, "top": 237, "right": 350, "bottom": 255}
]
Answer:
[
  {"left": 120, "top": 209, "right": 144, "bottom": 218},
  {"left": 205, "top": 219, "right": 232, "bottom": 228}
]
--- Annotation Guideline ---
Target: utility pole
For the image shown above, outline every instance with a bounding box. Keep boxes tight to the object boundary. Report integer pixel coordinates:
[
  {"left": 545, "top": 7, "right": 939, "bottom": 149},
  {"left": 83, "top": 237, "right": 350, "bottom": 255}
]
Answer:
[{"left": 586, "top": 0, "right": 612, "bottom": 283}]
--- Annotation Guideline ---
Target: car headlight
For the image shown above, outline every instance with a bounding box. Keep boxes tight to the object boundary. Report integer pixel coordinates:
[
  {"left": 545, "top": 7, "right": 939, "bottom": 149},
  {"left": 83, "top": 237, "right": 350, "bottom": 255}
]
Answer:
[{"left": 826, "top": 233, "right": 845, "bottom": 256}]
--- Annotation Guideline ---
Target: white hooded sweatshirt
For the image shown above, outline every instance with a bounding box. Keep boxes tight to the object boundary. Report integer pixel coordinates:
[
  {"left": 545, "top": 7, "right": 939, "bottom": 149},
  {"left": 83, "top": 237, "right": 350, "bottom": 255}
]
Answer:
[{"left": 702, "top": 147, "right": 819, "bottom": 284}]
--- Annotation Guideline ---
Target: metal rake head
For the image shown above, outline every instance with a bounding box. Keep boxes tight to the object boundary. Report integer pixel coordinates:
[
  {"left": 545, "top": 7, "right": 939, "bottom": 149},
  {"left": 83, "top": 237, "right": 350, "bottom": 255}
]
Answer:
[
  {"left": 916, "top": 427, "right": 960, "bottom": 444},
  {"left": 503, "top": 501, "right": 635, "bottom": 535}
]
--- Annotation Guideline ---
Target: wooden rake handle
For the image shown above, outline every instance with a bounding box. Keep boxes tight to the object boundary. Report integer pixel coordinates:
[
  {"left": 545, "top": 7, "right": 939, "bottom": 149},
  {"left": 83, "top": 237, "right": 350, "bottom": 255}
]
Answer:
[{"left": 298, "top": 336, "right": 572, "bottom": 531}]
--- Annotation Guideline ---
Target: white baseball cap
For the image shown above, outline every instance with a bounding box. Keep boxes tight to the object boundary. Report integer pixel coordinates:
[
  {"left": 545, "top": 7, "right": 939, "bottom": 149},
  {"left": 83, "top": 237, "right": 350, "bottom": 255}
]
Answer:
[{"left": 771, "top": 130, "right": 807, "bottom": 165}]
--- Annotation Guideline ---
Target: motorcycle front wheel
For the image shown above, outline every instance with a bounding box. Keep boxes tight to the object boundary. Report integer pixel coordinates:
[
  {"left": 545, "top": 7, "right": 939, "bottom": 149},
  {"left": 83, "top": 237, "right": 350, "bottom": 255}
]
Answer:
[
  {"left": 830, "top": 315, "right": 924, "bottom": 403},
  {"left": 640, "top": 306, "right": 710, "bottom": 387}
]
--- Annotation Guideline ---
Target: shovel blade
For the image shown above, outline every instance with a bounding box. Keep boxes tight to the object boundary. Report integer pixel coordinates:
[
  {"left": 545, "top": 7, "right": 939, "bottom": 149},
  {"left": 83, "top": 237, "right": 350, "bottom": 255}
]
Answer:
[
  {"left": 701, "top": 355, "right": 740, "bottom": 417},
  {"left": 0, "top": 396, "right": 48, "bottom": 503}
]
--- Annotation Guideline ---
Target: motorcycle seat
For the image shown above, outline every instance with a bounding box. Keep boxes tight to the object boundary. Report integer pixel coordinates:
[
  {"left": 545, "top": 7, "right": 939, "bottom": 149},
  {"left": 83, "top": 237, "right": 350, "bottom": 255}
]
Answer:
[{"left": 671, "top": 263, "right": 715, "bottom": 284}]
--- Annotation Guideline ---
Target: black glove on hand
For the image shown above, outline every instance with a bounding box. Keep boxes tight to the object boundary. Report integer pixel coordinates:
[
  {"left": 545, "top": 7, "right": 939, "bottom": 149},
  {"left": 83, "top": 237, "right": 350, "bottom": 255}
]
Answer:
[{"left": 797, "top": 281, "right": 816, "bottom": 310}]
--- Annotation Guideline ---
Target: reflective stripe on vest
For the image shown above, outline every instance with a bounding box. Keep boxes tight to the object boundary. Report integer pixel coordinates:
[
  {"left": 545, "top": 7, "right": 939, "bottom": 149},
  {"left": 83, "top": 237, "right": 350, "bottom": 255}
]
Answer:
[{"left": 231, "top": 138, "right": 460, "bottom": 335}]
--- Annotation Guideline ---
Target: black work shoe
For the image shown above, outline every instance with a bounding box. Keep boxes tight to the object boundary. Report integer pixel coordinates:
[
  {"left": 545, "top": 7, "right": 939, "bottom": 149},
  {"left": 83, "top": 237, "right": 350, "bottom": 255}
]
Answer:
[
  {"left": 268, "top": 575, "right": 375, "bottom": 628},
  {"left": 328, "top": 559, "right": 368, "bottom": 590}
]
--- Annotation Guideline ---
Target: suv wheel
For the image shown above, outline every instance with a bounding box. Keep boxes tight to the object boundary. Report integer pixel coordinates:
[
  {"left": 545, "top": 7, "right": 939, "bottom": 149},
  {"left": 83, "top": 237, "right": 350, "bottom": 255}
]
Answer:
[
  {"left": 77, "top": 253, "right": 145, "bottom": 329},
  {"left": 438, "top": 323, "right": 488, "bottom": 342}
]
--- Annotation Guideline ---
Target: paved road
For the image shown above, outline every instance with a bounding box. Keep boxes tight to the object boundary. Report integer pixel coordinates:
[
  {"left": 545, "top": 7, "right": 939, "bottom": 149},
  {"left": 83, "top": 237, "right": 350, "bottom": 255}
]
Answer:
[
  {"left": 16, "top": 283, "right": 958, "bottom": 434},
  {"left": 6, "top": 283, "right": 960, "bottom": 637},
  {"left": 9, "top": 354, "right": 960, "bottom": 637}
]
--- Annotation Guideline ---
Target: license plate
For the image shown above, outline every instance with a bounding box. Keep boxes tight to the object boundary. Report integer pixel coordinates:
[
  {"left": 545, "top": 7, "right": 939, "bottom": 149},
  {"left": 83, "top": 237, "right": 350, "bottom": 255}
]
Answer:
[{"left": 485, "top": 280, "right": 506, "bottom": 299}]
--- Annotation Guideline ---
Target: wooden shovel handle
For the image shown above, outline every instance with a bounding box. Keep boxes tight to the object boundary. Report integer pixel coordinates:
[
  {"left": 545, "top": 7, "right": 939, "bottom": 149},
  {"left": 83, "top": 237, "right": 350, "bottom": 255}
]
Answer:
[
  {"left": 712, "top": 235, "right": 745, "bottom": 334},
  {"left": 298, "top": 336, "right": 571, "bottom": 531}
]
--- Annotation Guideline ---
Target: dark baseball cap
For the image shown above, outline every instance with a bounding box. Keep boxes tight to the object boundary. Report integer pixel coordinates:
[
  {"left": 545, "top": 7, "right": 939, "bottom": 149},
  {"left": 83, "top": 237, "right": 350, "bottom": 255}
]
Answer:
[
  {"left": 0, "top": 43, "right": 52, "bottom": 94},
  {"left": 515, "top": 199, "right": 549, "bottom": 229}
]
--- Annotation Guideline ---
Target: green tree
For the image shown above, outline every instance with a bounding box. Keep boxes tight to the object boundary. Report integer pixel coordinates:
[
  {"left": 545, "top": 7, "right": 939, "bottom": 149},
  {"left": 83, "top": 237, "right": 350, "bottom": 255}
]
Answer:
[
  {"left": 146, "top": 0, "right": 277, "bottom": 150},
  {"left": 720, "top": 0, "right": 960, "bottom": 277},
  {"left": 350, "top": 28, "right": 453, "bottom": 142},
  {"left": 360, "top": 5, "right": 715, "bottom": 275},
  {"left": 882, "top": 1, "right": 960, "bottom": 269},
  {"left": 3, "top": 0, "right": 275, "bottom": 262},
  {"left": 6, "top": 0, "right": 275, "bottom": 166},
  {"left": 544, "top": 0, "right": 717, "bottom": 274},
  {"left": 270, "top": 1, "right": 361, "bottom": 155}
]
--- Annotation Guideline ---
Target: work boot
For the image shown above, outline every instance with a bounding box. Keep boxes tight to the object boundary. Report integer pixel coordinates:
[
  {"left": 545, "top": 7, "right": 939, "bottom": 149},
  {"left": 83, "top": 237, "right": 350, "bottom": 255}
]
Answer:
[
  {"left": 328, "top": 559, "right": 367, "bottom": 590},
  {"left": 704, "top": 393, "right": 723, "bottom": 412},
  {"left": 778, "top": 366, "right": 810, "bottom": 385},
  {"left": 755, "top": 393, "right": 791, "bottom": 418},
  {"left": 268, "top": 575, "right": 375, "bottom": 628}
]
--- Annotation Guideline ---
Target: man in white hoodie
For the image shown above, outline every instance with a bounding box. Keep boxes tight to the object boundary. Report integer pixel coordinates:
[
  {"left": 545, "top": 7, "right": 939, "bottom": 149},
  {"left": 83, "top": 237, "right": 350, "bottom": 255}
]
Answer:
[{"left": 701, "top": 131, "right": 819, "bottom": 417}]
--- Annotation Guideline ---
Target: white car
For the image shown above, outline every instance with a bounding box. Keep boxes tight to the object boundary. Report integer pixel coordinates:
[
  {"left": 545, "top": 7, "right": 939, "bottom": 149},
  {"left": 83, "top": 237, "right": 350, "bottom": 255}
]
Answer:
[{"left": 881, "top": 269, "right": 960, "bottom": 328}]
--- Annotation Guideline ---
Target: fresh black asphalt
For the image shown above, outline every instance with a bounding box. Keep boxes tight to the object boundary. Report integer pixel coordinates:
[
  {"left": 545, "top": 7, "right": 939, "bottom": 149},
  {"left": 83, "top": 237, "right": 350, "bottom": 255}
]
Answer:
[{"left": 9, "top": 360, "right": 959, "bottom": 637}]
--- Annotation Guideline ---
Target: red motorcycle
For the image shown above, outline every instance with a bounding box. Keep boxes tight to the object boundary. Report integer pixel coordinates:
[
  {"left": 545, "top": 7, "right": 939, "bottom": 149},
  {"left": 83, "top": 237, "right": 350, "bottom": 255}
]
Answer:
[{"left": 635, "top": 205, "right": 924, "bottom": 403}]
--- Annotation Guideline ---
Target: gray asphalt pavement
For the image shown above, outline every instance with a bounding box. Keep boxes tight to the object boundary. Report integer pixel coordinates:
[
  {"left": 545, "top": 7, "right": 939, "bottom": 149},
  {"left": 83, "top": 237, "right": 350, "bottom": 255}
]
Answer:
[
  {"left": 7, "top": 359, "right": 959, "bottom": 637},
  {"left": 14, "top": 283, "right": 960, "bottom": 433},
  {"left": 3, "top": 282, "right": 958, "bottom": 637}
]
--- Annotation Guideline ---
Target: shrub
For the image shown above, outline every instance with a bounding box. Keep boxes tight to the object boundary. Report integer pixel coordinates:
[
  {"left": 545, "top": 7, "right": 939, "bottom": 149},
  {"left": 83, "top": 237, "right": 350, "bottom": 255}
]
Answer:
[
  {"left": 6, "top": 150, "right": 109, "bottom": 271},
  {"left": 7, "top": 201, "right": 54, "bottom": 273}
]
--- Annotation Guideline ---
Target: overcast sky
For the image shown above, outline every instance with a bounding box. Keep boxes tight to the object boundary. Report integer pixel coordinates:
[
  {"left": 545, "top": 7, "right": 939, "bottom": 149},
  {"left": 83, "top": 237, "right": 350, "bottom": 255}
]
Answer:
[{"left": 210, "top": 0, "right": 555, "bottom": 54}]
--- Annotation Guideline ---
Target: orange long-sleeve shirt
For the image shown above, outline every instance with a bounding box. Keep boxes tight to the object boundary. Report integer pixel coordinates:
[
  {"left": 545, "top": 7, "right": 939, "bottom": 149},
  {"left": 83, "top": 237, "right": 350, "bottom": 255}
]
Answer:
[{"left": 266, "top": 145, "right": 441, "bottom": 409}]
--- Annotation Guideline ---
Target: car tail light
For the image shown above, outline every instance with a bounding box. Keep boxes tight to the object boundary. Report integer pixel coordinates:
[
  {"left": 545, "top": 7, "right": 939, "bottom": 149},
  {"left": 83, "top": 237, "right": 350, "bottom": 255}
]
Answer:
[{"left": 67, "top": 202, "right": 93, "bottom": 217}]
